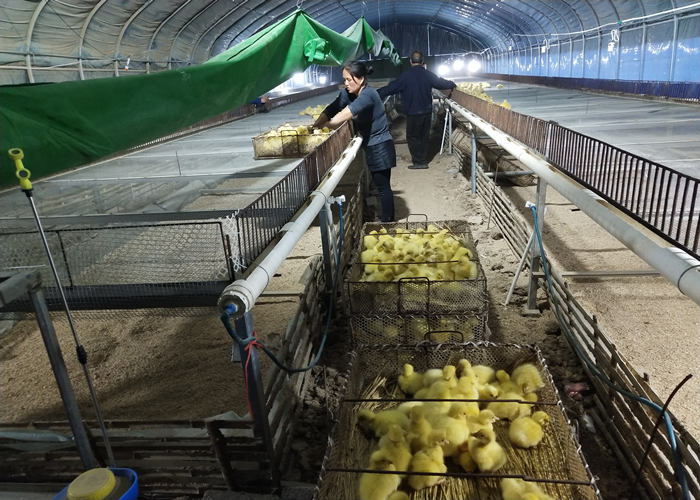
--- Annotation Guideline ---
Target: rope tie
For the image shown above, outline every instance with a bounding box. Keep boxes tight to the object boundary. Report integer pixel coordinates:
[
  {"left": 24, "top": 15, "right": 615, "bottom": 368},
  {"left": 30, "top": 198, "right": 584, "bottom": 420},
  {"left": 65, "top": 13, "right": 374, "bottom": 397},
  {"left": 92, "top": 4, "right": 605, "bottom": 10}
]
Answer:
[{"left": 243, "top": 331, "right": 263, "bottom": 420}]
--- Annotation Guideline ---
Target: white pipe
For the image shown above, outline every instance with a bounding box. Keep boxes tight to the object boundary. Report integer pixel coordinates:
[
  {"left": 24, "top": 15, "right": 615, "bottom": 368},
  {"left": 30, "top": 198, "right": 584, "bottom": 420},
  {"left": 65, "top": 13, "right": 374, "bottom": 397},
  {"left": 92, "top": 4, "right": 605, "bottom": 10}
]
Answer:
[
  {"left": 218, "top": 137, "right": 363, "bottom": 316},
  {"left": 448, "top": 100, "right": 700, "bottom": 305}
]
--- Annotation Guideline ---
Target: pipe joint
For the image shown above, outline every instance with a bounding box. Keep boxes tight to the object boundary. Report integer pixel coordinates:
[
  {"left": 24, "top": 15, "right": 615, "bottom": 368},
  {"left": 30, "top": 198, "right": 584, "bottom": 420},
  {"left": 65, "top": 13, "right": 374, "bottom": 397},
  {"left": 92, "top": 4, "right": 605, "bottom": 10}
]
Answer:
[{"left": 217, "top": 280, "right": 256, "bottom": 317}]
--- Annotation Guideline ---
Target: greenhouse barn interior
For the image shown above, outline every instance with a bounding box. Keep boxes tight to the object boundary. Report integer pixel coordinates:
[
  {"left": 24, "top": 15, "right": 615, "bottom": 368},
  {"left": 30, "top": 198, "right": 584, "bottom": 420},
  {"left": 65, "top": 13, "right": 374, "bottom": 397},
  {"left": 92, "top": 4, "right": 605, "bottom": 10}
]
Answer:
[{"left": 1, "top": 0, "right": 699, "bottom": 499}]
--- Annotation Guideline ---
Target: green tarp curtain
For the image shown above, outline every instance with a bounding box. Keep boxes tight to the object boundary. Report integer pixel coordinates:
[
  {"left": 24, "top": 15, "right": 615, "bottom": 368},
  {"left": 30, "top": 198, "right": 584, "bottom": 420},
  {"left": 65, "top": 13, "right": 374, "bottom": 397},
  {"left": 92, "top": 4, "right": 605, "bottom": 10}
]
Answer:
[{"left": 0, "top": 10, "right": 399, "bottom": 188}]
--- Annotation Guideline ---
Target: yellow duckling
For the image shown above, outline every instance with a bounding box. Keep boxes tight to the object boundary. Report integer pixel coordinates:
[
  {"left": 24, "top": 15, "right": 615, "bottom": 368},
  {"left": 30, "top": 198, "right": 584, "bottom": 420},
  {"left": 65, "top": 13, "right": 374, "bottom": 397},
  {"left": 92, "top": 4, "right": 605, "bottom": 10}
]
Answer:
[
  {"left": 398, "top": 364, "right": 424, "bottom": 396},
  {"left": 387, "top": 492, "right": 410, "bottom": 500},
  {"left": 372, "top": 424, "right": 412, "bottom": 475},
  {"left": 407, "top": 405, "right": 433, "bottom": 452},
  {"left": 407, "top": 445, "right": 447, "bottom": 490},
  {"left": 508, "top": 410, "right": 550, "bottom": 448},
  {"left": 358, "top": 408, "right": 409, "bottom": 437},
  {"left": 500, "top": 477, "right": 557, "bottom": 500},
  {"left": 472, "top": 364, "right": 496, "bottom": 384},
  {"left": 511, "top": 363, "right": 545, "bottom": 394},
  {"left": 487, "top": 391, "right": 532, "bottom": 421},
  {"left": 430, "top": 403, "right": 471, "bottom": 457},
  {"left": 467, "top": 408, "right": 499, "bottom": 435},
  {"left": 421, "top": 367, "right": 446, "bottom": 388},
  {"left": 358, "top": 457, "right": 401, "bottom": 500},
  {"left": 467, "top": 428, "right": 507, "bottom": 472},
  {"left": 455, "top": 446, "right": 477, "bottom": 472},
  {"left": 456, "top": 358, "right": 476, "bottom": 379}
]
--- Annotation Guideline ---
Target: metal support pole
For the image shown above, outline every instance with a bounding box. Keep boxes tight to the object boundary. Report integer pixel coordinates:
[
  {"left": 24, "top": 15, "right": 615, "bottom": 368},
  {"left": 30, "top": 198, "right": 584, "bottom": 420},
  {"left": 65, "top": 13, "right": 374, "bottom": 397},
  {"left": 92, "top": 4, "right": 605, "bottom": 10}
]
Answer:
[
  {"left": 448, "top": 109, "right": 453, "bottom": 155},
  {"left": 440, "top": 109, "right": 449, "bottom": 155},
  {"left": 526, "top": 179, "right": 548, "bottom": 312},
  {"left": 29, "top": 287, "right": 99, "bottom": 469},
  {"left": 504, "top": 231, "right": 535, "bottom": 306},
  {"left": 471, "top": 127, "right": 477, "bottom": 195},
  {"left": 234, "top": 311, "right": 280, "bottom": 487},
  {"left": 318, "top": 204, "right": 334, "bottom": 295}
]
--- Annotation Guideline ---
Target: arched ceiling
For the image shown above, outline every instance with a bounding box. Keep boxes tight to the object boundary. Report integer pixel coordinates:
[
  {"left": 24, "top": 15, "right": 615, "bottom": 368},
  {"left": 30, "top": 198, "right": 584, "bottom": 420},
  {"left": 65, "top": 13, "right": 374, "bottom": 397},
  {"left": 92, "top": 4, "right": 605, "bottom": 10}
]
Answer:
[{"left": 0, "top": 0, "right": 696, "bottom": 83}]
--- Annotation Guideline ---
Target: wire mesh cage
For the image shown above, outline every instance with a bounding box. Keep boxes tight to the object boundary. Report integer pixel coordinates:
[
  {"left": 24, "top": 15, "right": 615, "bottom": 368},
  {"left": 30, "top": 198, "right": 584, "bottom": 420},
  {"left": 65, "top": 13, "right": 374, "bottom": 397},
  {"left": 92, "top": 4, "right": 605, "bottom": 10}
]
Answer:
[
  {"left": 350, "top": 311, "right": 489, "bottom": 345},
  {"left": 252, "top": 126, "right": 332, "bottom": 158},
  {"left": 345, "top": 220, "right": 487, "bottom": 315},
  {"left": 315, "top": 342, "right": 599, "bottom": 500}
]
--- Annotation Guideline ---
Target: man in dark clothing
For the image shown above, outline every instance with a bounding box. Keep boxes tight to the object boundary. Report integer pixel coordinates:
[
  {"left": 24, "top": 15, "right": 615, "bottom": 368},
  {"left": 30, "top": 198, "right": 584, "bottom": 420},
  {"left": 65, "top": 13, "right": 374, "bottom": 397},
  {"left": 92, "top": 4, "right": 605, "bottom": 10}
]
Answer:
[{"left": 377, "top": 51, "right": 456, "bottom": 169}]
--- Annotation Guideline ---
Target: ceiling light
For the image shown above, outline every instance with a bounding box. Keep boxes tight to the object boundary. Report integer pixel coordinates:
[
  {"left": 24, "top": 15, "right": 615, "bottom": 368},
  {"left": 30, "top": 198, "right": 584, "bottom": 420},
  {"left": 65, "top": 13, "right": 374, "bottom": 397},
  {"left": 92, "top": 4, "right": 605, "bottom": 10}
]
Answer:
[
  {"left": 437, "top": 64, "right": 449, "bottom": 76},
  {"left": 452, "top": 59, "right": 464, "bottom": 71},
  {"left": 319, "top": 75, "right": 328, "bottom": 85},
  {"left": 467, "top": 59, "right": 481, "bottom": 73},
  {"left": 293, "top": 72, "right": 305, "bottom": 85}
]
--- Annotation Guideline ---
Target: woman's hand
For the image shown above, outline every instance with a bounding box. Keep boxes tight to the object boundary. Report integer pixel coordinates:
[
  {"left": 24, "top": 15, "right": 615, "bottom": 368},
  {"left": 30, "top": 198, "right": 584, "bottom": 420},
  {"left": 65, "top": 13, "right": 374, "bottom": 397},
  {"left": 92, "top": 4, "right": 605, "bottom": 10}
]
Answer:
[{"left": 313, "top": 113, "right": 329, "bottom": 129}]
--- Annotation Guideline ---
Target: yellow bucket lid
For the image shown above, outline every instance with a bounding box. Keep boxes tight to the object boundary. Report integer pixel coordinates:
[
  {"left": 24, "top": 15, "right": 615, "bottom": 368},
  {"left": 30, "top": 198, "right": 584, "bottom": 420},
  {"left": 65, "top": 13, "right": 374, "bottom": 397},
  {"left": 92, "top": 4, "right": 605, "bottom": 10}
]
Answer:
[{"left": 67, "top": 468, "right": 116, "bottom": 500}]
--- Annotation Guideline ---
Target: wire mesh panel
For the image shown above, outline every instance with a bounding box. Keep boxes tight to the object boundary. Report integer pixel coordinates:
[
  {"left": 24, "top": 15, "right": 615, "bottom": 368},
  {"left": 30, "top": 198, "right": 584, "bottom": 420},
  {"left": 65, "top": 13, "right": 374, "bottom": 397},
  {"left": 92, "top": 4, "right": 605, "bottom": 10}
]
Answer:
[
  {"left": 0, "top": 221, "right": 230, "bottom": 310},
  {"left": 0, "top": 230, "right": 70, "bottom": 286},
  {"left": 345, "top": 220, "right": 487, "bottom": 315},
  {"left": 350, "top": 311, "right": 489, "bottom": 345},
  {"left": 315, "top": 343, "right": 599, "bottom": 500}
]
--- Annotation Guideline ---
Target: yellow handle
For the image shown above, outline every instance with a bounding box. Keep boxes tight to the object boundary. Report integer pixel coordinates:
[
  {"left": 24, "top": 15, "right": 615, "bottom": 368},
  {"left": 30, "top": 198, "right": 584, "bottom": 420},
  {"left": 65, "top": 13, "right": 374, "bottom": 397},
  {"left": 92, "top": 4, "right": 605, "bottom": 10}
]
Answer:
[{"left": 8, "top": 148, "right": 32, "bottom": 190}]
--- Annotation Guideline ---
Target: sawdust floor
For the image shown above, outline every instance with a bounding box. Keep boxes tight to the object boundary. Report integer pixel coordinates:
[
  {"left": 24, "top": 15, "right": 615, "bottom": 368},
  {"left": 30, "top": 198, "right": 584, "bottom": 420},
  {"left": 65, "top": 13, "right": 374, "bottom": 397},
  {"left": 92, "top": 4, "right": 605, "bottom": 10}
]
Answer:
[{"left": 1, "top": 133, "right": 697, "bottom": 499}]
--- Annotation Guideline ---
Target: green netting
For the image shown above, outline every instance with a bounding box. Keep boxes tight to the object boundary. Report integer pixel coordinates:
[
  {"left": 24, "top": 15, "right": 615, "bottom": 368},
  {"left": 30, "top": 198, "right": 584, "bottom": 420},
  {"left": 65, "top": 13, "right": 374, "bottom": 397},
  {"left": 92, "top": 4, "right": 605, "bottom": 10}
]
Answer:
[{"left": 0, "top": 10, "right": 399, "bottom": 188}]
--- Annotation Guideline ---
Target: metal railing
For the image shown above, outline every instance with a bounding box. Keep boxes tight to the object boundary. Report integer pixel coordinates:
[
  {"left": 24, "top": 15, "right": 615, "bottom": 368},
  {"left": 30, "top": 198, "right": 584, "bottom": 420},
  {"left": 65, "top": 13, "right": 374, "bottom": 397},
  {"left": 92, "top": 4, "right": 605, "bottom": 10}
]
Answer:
[
  {"left": 449, "top": 90, "right": 700, "bottom": 260},
  {"left": 481, "top": 73, "right": 700, "bottom": 103},
  {"left": 234, "top": 121, "right": 353, "bottom": 269}
]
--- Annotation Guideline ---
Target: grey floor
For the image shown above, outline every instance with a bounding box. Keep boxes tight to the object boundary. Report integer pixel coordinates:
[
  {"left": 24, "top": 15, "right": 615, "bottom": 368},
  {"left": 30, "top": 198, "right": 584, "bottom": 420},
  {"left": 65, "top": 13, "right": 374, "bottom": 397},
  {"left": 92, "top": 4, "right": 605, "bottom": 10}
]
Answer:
[{"left": 456, "top": 77, "right": 700, "bottom": 175}]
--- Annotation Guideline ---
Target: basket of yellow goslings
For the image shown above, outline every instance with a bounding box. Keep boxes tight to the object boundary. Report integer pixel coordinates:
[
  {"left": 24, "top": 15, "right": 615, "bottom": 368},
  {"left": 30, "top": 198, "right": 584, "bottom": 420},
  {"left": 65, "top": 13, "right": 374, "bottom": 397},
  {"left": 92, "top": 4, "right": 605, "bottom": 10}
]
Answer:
[
  {"left": 314, "top": 342, "right": 600, "bottom": 500},
  {"left": 252, "top": 123, "right": 332, "bottom": 159},
  {"left": 345, "top": 220, "right": 488, "bottom": 316}
]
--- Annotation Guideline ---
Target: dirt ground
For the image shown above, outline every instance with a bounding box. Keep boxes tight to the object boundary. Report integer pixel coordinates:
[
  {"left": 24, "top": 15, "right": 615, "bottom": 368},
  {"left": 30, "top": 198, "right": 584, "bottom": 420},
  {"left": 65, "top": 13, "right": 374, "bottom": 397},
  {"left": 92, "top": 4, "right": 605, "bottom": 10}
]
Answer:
[{"left": 1, "top": 123, "right": 696, "bottom": 499}]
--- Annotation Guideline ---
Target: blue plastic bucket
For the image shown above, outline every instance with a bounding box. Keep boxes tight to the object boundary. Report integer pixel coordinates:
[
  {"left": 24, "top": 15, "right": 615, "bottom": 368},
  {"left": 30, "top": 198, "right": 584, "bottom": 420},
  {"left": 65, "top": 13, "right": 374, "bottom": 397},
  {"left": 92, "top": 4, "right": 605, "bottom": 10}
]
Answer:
[{"left": 53, "top": 467, "right": 138, "bottom": 500}]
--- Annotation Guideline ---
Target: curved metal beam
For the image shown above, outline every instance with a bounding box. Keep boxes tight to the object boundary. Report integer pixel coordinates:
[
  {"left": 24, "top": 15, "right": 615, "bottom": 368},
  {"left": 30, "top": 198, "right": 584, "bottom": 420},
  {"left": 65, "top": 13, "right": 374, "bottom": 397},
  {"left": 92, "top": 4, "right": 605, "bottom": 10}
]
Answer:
[
  {"left": 222, "top": 1, "right": 295, "bottom": 52},
  {"left": 78, "top": 0, "right": 108, "bottom": 80},
  {"left": 146, "top": 0, "right": 195, "bottom": 74},
  {"left": 114, "top": 0, "right": 155, "bottom": 77},
  {"left": 191, "top": 0, "right": 259, "bottom": 63},
  {"left": 167, "top": 1, "right": 219, "bottom": 68},
  {"left": 25, "top": 0, "right": 49, "bottom": 83}
]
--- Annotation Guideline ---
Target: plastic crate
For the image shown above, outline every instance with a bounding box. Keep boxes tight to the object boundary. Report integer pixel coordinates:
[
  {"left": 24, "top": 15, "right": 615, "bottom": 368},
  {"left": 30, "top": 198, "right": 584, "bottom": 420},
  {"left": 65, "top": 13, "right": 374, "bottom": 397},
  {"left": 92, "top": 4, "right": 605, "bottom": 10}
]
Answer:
[
  {"left": 345, "top": 219, "right": 487, "bottom": 315},
  {"left": 315, "top": 342, "right": 599, "bottom": 500}
]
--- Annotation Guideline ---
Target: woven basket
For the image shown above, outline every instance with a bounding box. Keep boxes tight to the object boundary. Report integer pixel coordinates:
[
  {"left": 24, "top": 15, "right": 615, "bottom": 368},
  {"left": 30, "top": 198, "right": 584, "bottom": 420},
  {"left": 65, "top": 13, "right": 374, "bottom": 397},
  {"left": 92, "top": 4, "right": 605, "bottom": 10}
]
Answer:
[{"left": 315, "top": 342, "right": 599, "bottom": 500}]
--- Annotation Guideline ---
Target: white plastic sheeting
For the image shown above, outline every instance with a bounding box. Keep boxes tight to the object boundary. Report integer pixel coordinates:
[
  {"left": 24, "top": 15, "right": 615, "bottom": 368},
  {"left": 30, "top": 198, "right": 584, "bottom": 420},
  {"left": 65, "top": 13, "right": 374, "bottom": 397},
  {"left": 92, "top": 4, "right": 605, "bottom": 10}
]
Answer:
[{"left": 486, "top": 4, "right": 700, "bottom": 82}]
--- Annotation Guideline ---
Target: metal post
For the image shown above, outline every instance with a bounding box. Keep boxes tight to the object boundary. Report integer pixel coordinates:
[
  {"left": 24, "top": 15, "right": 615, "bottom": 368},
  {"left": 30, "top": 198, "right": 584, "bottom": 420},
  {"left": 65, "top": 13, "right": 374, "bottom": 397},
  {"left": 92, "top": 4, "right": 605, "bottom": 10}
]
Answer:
[
  {"left": 234, "top": 311, "right": 280, "bottom": 487},
  {"left": 669, "top": 15, "right": 678, "bottom": 81},
  {"left": 471, "top": 127, "right": 477, "bottom": 195},
  {"left": 448, "top": 109, "right": 453, "bottom": 155},
  {"left": 318, "top": 203, "right": 334, "bottom": 295},
  {"left": 29, "top": 287, "right": 99, "bottom": 469},
  {"left": 526, "top": 178, "right": 548, "bottom": 313},
  {"left": 504, "top": 231, "right": 535, "bottom": 306}
]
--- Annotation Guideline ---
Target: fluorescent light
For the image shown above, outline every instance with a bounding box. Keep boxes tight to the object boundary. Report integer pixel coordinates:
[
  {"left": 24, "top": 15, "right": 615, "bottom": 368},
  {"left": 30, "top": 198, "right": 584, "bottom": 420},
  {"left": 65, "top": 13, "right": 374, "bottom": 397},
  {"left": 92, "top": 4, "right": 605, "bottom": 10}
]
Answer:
[
  {"left": 467, "top": 59, "right": 481, "bottom": 73},
  {"left": 437, "top": 64, "right": 449, "bottom": 76},
  {"left": 452, "top": 59, "right": 464, "bottom": 71}
]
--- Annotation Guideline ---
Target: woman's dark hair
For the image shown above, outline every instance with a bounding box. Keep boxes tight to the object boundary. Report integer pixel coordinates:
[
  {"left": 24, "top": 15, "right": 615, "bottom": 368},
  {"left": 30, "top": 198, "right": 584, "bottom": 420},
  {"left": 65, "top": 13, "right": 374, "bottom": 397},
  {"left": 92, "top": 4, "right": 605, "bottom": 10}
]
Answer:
[{"left": 343, "top": 60, "right": 374, "bottom": 80}]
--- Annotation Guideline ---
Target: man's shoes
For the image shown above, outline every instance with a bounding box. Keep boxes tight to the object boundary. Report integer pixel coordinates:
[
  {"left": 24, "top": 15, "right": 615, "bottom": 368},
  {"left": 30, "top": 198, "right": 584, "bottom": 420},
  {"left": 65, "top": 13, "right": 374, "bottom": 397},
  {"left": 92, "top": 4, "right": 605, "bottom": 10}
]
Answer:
[{"left": 408, "top": 163, "right": 429, "bottom": 169}]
